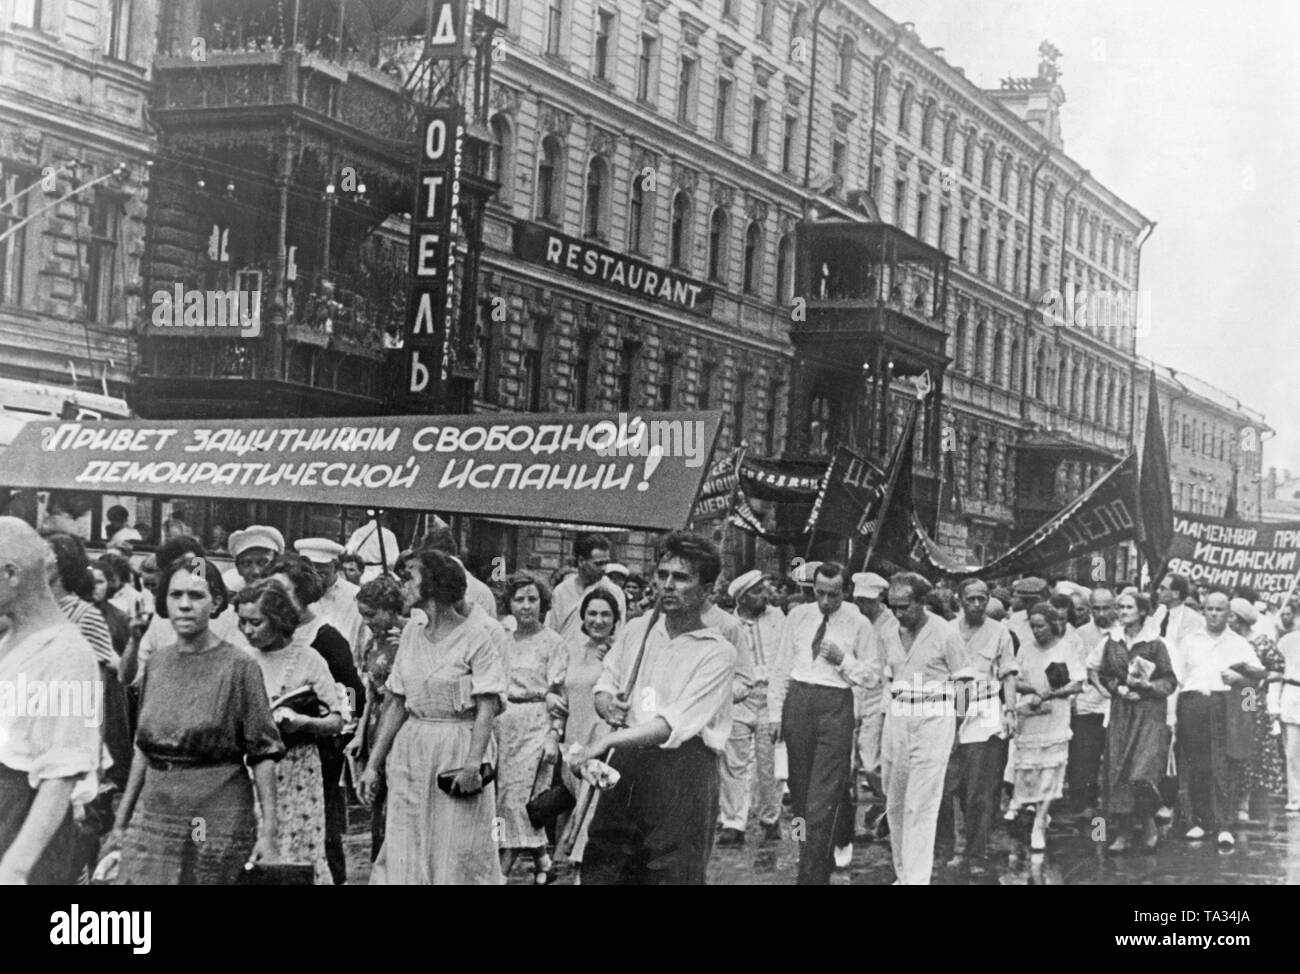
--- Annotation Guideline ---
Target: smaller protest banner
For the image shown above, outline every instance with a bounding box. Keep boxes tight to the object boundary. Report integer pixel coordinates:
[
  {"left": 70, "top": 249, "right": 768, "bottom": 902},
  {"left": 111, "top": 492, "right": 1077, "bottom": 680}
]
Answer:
[{"left": 1165, "top": 515, "right": 1300, "bottom": 606}]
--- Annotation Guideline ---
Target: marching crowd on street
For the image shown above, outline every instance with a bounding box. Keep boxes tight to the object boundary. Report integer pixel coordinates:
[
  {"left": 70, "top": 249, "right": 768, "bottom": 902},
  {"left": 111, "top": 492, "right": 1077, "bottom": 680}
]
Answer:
[{"left": 3, "top": 512, "right": 1300, "bottom": 885}]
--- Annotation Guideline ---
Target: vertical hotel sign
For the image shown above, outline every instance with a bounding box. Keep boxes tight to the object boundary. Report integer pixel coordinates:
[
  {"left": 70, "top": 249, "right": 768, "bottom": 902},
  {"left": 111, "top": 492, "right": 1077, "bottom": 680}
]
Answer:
[{"left": 405, "top": 106, "right": 464, "bottom": 402}]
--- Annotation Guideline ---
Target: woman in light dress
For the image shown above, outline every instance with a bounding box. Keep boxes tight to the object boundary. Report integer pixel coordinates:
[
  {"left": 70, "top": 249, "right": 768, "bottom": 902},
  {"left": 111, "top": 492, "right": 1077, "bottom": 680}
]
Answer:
[
  {"left": 1011, "top": 602, "right": 1084, "bottom": 852},
  {"left": 357, "top": 549, "right": 507, "bottom": 885},
  {"left": 495, "top": 575, "right": 568, "bottom": 882}
]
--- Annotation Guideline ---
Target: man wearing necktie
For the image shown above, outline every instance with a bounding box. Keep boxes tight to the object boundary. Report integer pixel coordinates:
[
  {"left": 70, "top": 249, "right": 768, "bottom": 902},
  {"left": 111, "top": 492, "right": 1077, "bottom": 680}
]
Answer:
[
  {"left": 717, "top": 570, "right": 787, "bottom": 846},
  {"left": 769, "top": 563, "right": 878, "bottom": 884}
]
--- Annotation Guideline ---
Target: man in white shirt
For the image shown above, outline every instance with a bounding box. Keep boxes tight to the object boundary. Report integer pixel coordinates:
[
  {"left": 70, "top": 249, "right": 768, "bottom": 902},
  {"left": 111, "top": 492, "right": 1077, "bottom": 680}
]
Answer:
[
  {"left": 295, "top": 538, "right": 366, "bottom": 665},
  {"left": 568, "top": 531, "right": 737, "bottom": 885},
  {"left": 717, "top": 570, "right": 785, "bottom": 846},
  {"left": 546, "top": 533, "right": 627, "bottom": 643},
  {"left": 1068, "top": 587, "right": 1117, "bottom": 816},
  {"left": 0, "top": 517, "right": 101, "bottom": 885},
  {"left": 344, "top": 519, "right": 401, "bottom": 583},
  {"left": 1175, "top": 591, "right": 1264, "bottom": 846},
  {"left": 852, "top": 572, "right": 896, "bottom": 797},
  {"left": 769, "top": 563, "right": 877, "bottom": 885}
]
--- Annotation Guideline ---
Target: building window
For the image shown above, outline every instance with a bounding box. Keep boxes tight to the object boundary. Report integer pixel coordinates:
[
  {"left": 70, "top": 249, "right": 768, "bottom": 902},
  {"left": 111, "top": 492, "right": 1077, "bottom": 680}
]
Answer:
[
  {"left": 699, "top": 361, "right": 716, "bottom": 410},
  {"left": 574, "top": 330, "right": 595, "bottom": 411},
  {"left": 618, "top": 340, "right": 640, "bottom": 412},
  {"left": 937, "top": 203, "right": 949, "bottom": 254},
  {"left": 670, "top": 192, "right": 691, "bottom": 269},
  {"left": 991, "top": 330, "right": 1005, "bottom": 386},
  {"left": 953, "top": 314, "right": 967, "bottom": 371},
  {"left": 837, "top": 34, "right": 855, "bottom": 91},
  {"left": 874, "top": 63, "right": 891, "bottom": 117},
  {"left": 12, "top": 0, "right": 41, "bottom": 29},
  {"left": 941, "top": 115, "right": 956, "bottom": 163},
  {"left": 0, "top": 168, "right": 32, "bottom": 307},
  {"left": 897, "top": 83, "right": 913, "bottom": 134},
  {"left": 750, "top": 96, "right": 768, "bottom": 159},
  {"left": 593, "top": 9, "right": 614, "bottom": 81},
  {"left": 831, "top": 140, "right": 846, "bottom": 192},
  {"left": 86, "top": 192, "right": 120, "bottom": 324},
  {"left": 999, "top": 156, "right": 1010, "bottom": 200},
  {"left": 790, "top": 5, "right": 808, "bottom": 52},
  {"left": 743, "top": 222, "right": 762, "bottom": 295},
  {"left": 915, "top": 191, "right": 929, "bottom": 242},
  {"left": 781, "top": 114, "right": 798, "bottom": 175},
  {"left": 522, "top": 319, "right": 548, "bottom": 412},
  {"left": 487, "top": 114, "right": 512, "bottom": 193},
  {"left": 545, "top": 0, "right": 564, "bottom": 56},
  {"left": 733, "top": 372, "right": 748, "bottom": 444},
  {"left": 637, "top": 33, "right": 657, "bottom": 103},
  {"left": 957, "top": 216, "right": 970, "bottom": 266},
  {"left": 628, "top": 175, "right": 647, "bottom": 254},
  {"left": 1016, "top": 167, "right": 1026, "bottom": 212},
  {"left": 764, "top": 379, "right": 782, "bottom": 453},
  {"left": 478, "top": 310, "right": 498, "bottom": 405},
  {"left": 1034, "top": 348, "right": 1046, "bottom": 399},
  {"left": 972, "top": 320, "right": 986, "bottom": 380},
  {"left": 961, "top": 130, "right": 975, "bottom": 177},
  {"left": 980, "top": 143, "right": 994, "bottom": 188},
  {"left": 1038, "top": 260, "right": 1049, "bottom": 293},
  {"left": 775, "top": 234, "right": 793, "bottom": 304},
  {"left": 105, "top": 0, "right": 131, "bottom": 60},
  {"left": 715, "top": 77, "right": 733, "bottom": 144},
  {"left": 584, "top": 157, "right": 608, "bottom": 238},
  {"left": 658, "top": 352, "right": 677, "bottom": 410},
  {"left": 537, "top": 137, "right": 564, "bottom": 223},
  {"left": 721, "top": 0, "right": 737, "bottom": 21},
  {"left": 995, "top": 238, "right": 1005, "bottom": 287},
  {"left": 708, "top": 207, "right": 729, "bottom": 283},
  {"left": 976, "top": 227, "right": 988, "bottom": 277},
  {"left": 894, "top": 178, "right": 907, "bottom": 228},
  {"left": 757, "top": 0, "right": 773, "bottom": 41},
  {"left": 920, "top": 99, "right": 936, "bottom": 150},
  {"left": 1042, "top": 182, "right": 1056, "bottom": 229},
  {"left": 1013, "top": 246, "right": 1023, "bottom": 293},
  {"left": 1009, "top": 337, "right": 1021, "bottom": 392},
  {"left": 677, "top": 55, "right": 697, "bottom": 124}
]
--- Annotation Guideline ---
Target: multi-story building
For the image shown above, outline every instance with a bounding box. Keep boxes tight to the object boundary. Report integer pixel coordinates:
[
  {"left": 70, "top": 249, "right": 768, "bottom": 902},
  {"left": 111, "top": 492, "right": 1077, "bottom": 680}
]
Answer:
[{"left": 0, "top": 0, "right": 153, "bottom": 401}]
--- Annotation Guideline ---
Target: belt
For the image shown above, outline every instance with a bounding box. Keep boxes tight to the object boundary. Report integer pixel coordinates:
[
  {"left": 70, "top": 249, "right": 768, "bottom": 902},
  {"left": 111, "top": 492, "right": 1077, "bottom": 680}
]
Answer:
[
  {"left": 507, "top": 694, "right": 546, "bottom": 704},
  {"left": 891, "top": 690, "right": 956, "bottom": 704},
  {"left": 146, "top": 757, "right": 242, "bottom": 772}
]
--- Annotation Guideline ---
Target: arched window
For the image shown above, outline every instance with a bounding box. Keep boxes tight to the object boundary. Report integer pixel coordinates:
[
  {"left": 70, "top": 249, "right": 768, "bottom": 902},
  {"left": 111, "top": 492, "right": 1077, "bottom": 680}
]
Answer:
[
  {"left": 584, "top": 156, "right": 608, "bottom": 238},
  {"left": 1034, "top": 347, "right": 1046, "bottom": 399},
  {"left": 874, "top": 63, "right": 891, "bottom": 117},
  {"left": 487, "top": 113, "right": 512, "bottom": 198},
  {"left": 961, "top": 128, "right": 976, "bottom": 176},
  {"left": 953, "top": 313, "right": 967, "bottom": 372},
  {"left": 920, "top": 98, "right": 937, "bottom": 150},
  {"left": 1057, "top": 356, "right": 1069, "bottom": 409},
  {"left": 1042, "top": 181, "right": 1056, "bottom": 229},
  {"left": 998, "top": 153, "right": 1011, "bottom": 200},
  {"left": 1104, "top": 373, "right": 1116, "bottom": 428},
  {"left": 537, "top": 135, "right": 563, "bottom": 223},
  {"left": 790, "top": 4, "right": 808, "bottom": 56},
  {"left": 1070, "top": 361, "right": 1081, "bottom": 415},
  {"left": 1016, "top": 165, "right": 1027, "bottom": 211},
  {"left": 991, "top": 329, "right": 1005, "bottom": 386},
  {"left": 1076, "top": 208, "right": 1087, "bottom": 249},
  {"left": 670, "top": 191, "right": 692, "bottom": 269},
  {"left": 775, "top": 233, "right": 793, "bottom": 304},
  {"left": 972, "top": 319, "right": 986, "bottom": 380},
  {"left": 1009, "top": 336, "right": 1021, "bottom": 392},
  {"left": 708, "top": 207, "right": 729, "bottom": 283},
  {"left": 743, "top": 222, "right": 762, "bottom": 295},
  {"left": 941, "top": 114, "right": 956, "bottom": 163},
  {"left": 897, "top": 82, "right": 914, "bottom": 134},
  {"left": 628, "top": 174, "right": 647, "bottom": 253},
  {"left": 837, "top": 34, "right": 855, "bottom": 90},
  {"left": 980, "top": 142, "right": 994, "bottom": 188}
]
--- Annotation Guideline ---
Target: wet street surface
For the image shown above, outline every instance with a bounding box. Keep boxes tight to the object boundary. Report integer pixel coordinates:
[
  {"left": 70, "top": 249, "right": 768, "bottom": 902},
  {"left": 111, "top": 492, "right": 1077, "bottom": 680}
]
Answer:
[{"left": 342, "top": 795, "right": 1300, "bottom": 885}]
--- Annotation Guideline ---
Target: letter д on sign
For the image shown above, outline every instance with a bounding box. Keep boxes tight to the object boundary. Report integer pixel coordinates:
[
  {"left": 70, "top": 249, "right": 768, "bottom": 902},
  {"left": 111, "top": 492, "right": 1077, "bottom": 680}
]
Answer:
[{"left": 425, "top": 0, "right": 471, "bottom": 59}]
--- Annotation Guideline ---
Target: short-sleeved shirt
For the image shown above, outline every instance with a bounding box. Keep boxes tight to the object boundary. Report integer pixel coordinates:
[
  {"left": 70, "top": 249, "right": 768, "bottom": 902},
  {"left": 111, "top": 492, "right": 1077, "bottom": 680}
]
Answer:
[
  {"left": 135, "top": 639, "right": 284, "bottom": 766},
  {"left": 594, "top": 613, "right": 737, "bottom": 753},
  {"left": 955, "top": 616, "right": 1018, "bottom": 743},
  {"left": 388, "top": 617, "right": 508, "bottom": 720},
  {"left": 0, "top": 621, "right": 101, "bottom": 787},
  {"left": 1178, "top": 628, "right": 1258, "bottom": 694},
  {"left": 1276, "top": 632, "right": 1300, "bottom": 725},
  {"left": 880, "top": 610, "right": 975, "bottom": 704},
  {"left": 1075, "top": 621, "right": 1112, "bottom": 716}
]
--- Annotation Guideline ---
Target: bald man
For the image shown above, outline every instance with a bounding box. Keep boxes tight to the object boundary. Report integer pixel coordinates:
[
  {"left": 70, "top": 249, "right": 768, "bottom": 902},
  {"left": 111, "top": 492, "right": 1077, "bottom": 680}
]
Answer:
[{"left": 0, "top": 517, "right": 101, "bottom": 884}]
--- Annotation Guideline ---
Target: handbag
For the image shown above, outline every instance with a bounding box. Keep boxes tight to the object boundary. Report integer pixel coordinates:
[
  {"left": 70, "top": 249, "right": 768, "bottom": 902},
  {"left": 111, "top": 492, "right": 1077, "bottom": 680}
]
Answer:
[
  {"left": 270, "top": 685, "right": 333, "bottom": 749},
  {"left": 436, "top": 763, "right": 496, "bottom": 797},
  {"left": 1045, "top": 661, "right": 1071, "bottom": 691},
  {"left": 526, "top": 761, "right": 576, "bottom": 829}
]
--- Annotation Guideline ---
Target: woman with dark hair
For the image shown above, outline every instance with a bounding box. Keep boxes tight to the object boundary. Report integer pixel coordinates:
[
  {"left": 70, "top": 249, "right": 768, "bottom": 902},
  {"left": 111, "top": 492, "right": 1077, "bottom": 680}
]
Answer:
[
  {"left": 1226, "top": 600, "right": 1287, "bottom": 819},
  {"left": 264, "top": 553, "right": 362, "bottom": 886},
  {"left": 1096, "top": 591, "right": 1178, "bottom": 853},
  {"left": 1010, "top": 601, "right": 1084, "bottom": 851},
  {"left": 107, "top": 555, "right": 283, "bottom": 883},
  {"left": 235, "top": 581, "right": 343, "bottom": 884},
  {"left": 557, "top": 586, "right": 622, "bottom": 865},
  {"left": 346, "top": 576, "right": 409, "bottom": 859},
  {"left": 496, "top": 573, "right": 568, "bottom": 882},
  {"left": 44, "top": 533, "right": 117, "bottom": 671},
  {"left": 357, "top": 549, "right": 507, "bottom": 884}
]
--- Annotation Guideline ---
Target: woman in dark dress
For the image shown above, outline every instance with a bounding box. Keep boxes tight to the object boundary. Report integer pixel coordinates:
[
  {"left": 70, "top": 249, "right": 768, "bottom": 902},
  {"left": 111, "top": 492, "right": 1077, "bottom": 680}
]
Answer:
[
  {"left": 106, "top": 555, "right": 284, "bottom": 884},
  {"left": 1095, "top": 591, "right": 1178, "bottom": 853}
]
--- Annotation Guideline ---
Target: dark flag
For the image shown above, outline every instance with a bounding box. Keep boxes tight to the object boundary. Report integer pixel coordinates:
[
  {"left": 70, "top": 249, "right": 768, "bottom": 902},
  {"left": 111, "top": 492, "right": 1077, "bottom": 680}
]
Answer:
[
  {"left": 1136, "top": 370, "right": 1174, "bottom": 571},
  {"left": 691, "top": 447, "right": 742, "bottom": 522},
  {"left": 862, "top": 401, "right": 922, "bottom": 572},
  {"left": 1223, "top": 466, "right": 1239, "bottom": 520}
]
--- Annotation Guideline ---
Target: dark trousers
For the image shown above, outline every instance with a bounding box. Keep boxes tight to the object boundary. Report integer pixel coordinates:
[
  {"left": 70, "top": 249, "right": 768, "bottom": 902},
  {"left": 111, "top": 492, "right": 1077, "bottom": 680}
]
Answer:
[
  {"left": 320, "top": 750, "right": 347, "bottom": 885},
  {"left": 583, "top": 738, "right": 719, "bottom": 885},
  {"left": 1178, "top": 691, "right": 1227, "bottom": 833},
  {"left": 0, "top": 763, "right": 75, "bottom": 884},
  {"left": 1067, "top": 712, "right": 1106, "bottom": 809},
  {"left": 782, "top": 682, "right": 855, "bottom": 885},
  {"left": 936, "top": 733, "right": 1008, "bottom": 862}
]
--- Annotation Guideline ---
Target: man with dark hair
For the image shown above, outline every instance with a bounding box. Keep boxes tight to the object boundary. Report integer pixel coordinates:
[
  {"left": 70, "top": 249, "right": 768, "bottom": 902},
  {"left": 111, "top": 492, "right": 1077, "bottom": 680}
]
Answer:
[
  {"left": 879, "top": 571, "right": 974, "bottom": 884},
  {"left": 415, "top": 526, "right": 498, "bottom": 620},
  {"left": 546, "top": 533, "right": 626, "bottom": 642},
  {"left": 568, "top": 531, "right": 736, "bottom": 885},
  {"left": 769, "top": 562, "right": 878, "bottom": 884},
  {"left": 1073, "top": 587, "right": 1118, "bottom": 817},
  {"left": 623, "top": 572, "right": 647, "bottom": 620}
]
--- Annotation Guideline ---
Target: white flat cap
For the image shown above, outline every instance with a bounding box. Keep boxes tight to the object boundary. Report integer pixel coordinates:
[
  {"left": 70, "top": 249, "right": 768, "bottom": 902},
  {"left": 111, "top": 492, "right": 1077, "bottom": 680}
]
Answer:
[
  {"left": 294, "top": 538, "right": 345, "bottom": 564},
  {"left": 229, "top": 525, "right": 285, "bottom": 558},
  {"left": 604, "top": 562, "right": 630, "bottom": 578},
  {"left": 728, "top": 569, "right": 764, "bottom": 600},
  {"left": 852, "top": 572, "right": 889, "bottom": 597}
]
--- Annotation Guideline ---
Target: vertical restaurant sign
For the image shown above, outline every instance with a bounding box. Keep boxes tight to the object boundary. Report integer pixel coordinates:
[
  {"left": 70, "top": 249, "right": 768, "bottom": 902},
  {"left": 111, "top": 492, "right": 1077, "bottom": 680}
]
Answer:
[
  {"left": 425, "top": 0, "right": 471, "bottom": 59},
  {"left": 405, "top": 106, "right": 464, "bottom": 401}
]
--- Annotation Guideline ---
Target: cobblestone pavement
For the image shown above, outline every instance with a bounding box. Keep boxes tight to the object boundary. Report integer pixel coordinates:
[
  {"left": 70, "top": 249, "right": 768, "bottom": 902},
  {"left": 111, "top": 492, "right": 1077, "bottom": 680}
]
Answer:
[{"left": 342, "top": 796, "right": 1300, "bottom": 885}]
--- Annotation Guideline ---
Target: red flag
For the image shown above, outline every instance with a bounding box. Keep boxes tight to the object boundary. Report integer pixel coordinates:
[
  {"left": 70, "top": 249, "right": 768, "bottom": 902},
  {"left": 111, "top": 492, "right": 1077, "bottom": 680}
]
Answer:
[{"left": 1136, "top": 371, "right": 1173, "bottom": 570}]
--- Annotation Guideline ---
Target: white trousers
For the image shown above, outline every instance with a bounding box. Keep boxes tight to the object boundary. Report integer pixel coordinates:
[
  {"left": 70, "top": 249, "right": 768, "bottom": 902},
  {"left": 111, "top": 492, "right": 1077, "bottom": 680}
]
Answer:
[{"left": 882, "top": 711, "right": 955, "bottom": 885}]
